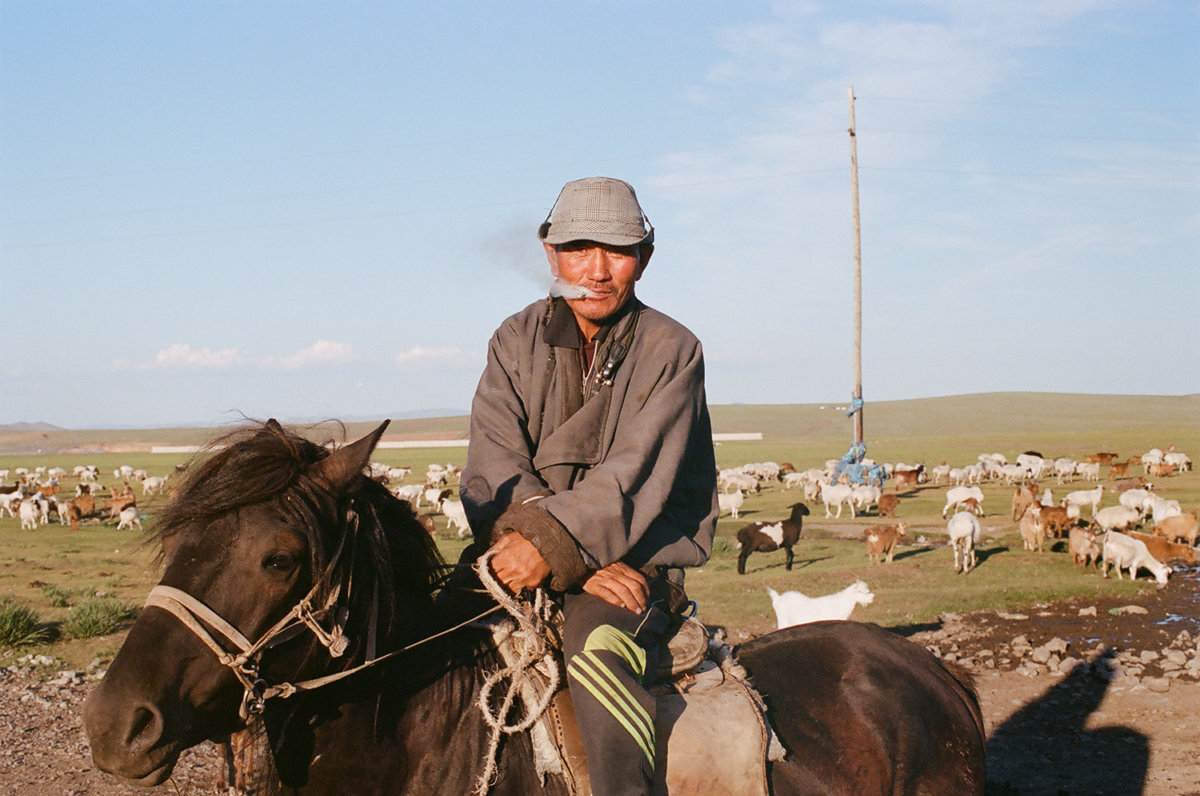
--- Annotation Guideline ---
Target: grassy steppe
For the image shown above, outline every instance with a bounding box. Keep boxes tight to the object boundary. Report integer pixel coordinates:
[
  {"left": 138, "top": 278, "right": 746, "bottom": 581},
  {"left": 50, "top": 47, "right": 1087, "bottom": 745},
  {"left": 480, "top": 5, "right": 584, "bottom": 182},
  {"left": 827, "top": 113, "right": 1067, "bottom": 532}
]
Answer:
[{"left": 1, "top": 393, "right": 1196, "bottom": 667}]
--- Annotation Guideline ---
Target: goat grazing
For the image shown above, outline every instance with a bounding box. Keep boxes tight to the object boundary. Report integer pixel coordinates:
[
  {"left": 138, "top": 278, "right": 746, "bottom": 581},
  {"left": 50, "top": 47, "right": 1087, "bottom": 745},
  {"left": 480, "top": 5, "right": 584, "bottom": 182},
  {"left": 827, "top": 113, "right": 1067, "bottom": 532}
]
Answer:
[
  {"left": 1102, "top": 531, "right": 1170, "bottom": 585},
  {"left": 766, "top": 580, "right": 874, "bottom": 629},
  {"left": 942, "top": 486, "right": 984, "bottom": 518},
  {"left": 736, "top": 503, "right": 809, "bottom": 574},
  {"left": 1069, "top": 527, "right": 1102, "bottom": 570},
  {"left": 947, "top": 511, "right": 982, "bottom": 574}
]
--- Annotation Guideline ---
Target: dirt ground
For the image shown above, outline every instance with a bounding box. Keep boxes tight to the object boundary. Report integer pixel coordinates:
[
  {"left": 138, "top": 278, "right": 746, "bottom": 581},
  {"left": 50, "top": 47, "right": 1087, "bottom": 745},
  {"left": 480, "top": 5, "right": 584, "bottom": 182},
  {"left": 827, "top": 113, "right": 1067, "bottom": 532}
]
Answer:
[{"left": 2, "top": 569, "right": 1198, "bottom": 795}]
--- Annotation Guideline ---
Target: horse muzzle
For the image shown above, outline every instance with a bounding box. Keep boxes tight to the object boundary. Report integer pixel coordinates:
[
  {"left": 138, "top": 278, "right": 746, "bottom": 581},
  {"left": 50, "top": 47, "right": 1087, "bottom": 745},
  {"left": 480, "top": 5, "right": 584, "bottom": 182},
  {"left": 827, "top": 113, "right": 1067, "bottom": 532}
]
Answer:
[{"left": 83, "top": 684, "right": 185, "bottom": 785}]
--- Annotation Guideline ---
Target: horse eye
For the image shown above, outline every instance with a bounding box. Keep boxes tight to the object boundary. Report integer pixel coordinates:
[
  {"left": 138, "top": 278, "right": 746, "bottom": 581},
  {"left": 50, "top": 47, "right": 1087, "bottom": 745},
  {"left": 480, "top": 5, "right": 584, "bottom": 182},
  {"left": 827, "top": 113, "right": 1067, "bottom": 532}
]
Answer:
[{"left": 264, "top": 552, "right": 298, "bottom": 574}]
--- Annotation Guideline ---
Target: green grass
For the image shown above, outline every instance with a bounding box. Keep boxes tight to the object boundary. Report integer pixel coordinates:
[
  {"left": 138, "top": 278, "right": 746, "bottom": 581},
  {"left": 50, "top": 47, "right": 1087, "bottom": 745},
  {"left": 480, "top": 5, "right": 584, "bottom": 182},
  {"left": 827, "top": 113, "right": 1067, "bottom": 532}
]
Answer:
[
  {"left": 0, "top": 393, "right": 1196, "bottom": 666},
  {"left": 0, "top": 597, "right": 51, "bottom": 647}
]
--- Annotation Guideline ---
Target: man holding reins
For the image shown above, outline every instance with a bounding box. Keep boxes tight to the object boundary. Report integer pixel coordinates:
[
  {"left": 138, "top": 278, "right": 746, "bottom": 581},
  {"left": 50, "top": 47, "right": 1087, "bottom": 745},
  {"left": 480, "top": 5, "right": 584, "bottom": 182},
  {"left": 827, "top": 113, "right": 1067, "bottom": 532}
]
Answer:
[{"left": 461, "top": 176, "right": 719, "bottom": 796}]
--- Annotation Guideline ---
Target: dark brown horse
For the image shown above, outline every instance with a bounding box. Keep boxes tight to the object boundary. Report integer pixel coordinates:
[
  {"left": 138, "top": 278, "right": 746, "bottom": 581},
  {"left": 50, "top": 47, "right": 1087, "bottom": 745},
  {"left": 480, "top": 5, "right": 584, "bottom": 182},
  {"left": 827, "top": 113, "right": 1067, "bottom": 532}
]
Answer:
[{"left": 84, "top": 420, "right": 986, "bottom": 794}]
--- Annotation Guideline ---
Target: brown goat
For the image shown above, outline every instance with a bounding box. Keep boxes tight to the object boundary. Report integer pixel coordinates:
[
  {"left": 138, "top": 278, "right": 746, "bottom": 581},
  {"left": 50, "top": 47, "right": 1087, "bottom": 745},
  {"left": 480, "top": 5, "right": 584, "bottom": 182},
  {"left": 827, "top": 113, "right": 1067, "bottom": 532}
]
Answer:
[
  {"left": 864, "top": 522, "right": 907, "bottom": 565},
  {"left": 876, "top": 494, "right": 900, "bottom": 518},
  {"left": 1128, "top": 530, "right": 1194, "bottom": 566},
  {"left": 1153, "top": 512, "right": 1198, "bottom": 546}
]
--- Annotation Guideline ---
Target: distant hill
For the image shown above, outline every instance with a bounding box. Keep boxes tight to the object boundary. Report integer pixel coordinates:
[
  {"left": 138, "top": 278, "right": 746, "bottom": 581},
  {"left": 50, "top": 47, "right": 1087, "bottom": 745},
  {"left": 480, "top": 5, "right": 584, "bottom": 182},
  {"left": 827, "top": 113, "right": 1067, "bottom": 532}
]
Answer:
[{"left": 0, "top": 421, "right": 64, "bottom": 432}]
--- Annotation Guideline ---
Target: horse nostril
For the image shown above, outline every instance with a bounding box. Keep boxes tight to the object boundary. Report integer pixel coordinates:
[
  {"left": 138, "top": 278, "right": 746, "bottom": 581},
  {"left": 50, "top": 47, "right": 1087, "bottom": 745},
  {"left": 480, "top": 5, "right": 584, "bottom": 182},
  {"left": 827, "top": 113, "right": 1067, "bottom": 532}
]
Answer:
[{"left": 126, "top": 705, "right": 164, "bottom": 756}]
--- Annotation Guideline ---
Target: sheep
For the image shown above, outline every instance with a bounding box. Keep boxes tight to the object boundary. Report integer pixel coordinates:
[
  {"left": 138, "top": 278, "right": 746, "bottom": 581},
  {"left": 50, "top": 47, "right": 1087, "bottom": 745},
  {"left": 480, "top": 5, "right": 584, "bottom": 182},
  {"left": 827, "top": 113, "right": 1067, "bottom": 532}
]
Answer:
[
  {"left": 766, "top": 580, "right": 874, "bottom": 629},
  {"left": 1069, "top": 527, "right": 1102, "bottom": 570},
  {"left": 1127, "top": 531, "right": 1194, "bottom": 566},
  {"left": 930, "top": 462, "right": 951, "bottom": 485},
  {"left": 116, "top": 506, "right": 142, "bottom": 531},
  {"left": 1153, "top": 512, "right": 1198, "bottom": 547},
  {"left": 1019, "top": 504, "right": 1046, "bottom": 553},
  {"left": 718, "top": 488, "right": 746, "bottom": 520},
  {"left": 1092, "top": 504, "right": 1142, "bottom": 533},
  {"left": 819, "top": 482, "right": 855, "bottom": 518},
  {"left": 718, "top": 470, "right": 759, "bottom": 494},
  {"left": 439, "top": 498, "right": 471, "bottom": 538},
  {"left": 876, "top": 493, "right": 900, "bottom": 519},
  {"left": 735, "top": 503, "right": 809, "bottom": 574},
  {"left": 947, "top": 511, "right": 982, "bottom": 574},
  {"left": 1064, "top": 485, "right": 1103, "bottom": 517},
  {"left": 1140, "top": 449, "right": 1165, "bottom": 470},
  {"left": 423, "top": 487, "right": 452, "bottom": 511},
  {"left": 941, "top": 486, "right": 984, "bottom": 518},
  {"left": 1147, "top": 462, "right": 1178, "bottom": 478},
  {"left": 386, "top": 466, "right": 413, "bottom": 483},
  {"left": 1077, "top": 462, "right": 1102, "bottom": 482},
  {"left": 0, "top": 491, "right": 23, "bottom": 517},
  {"left": 782, "top": 472, "right": 806, "bottom": 490},
  {"left": 864, "top": 522, "right": 907, "bottom": 565},
  {"left": 1102, "top": 531, "right": 1170, "bottom": 585}
]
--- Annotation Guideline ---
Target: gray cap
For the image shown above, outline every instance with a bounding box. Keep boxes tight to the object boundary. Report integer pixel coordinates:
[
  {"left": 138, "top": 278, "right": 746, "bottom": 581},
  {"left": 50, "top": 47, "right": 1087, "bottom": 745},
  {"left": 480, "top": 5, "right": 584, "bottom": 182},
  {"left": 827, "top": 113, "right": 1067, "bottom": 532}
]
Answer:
[{"left": 537, "top": 177, "right": 654, "bottom": 247}]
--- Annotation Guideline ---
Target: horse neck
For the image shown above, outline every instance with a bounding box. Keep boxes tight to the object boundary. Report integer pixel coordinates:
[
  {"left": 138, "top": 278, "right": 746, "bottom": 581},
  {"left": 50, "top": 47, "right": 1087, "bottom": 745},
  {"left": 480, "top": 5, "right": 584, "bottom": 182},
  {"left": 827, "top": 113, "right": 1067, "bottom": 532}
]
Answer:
[{"left": 266, "top": 628, "right": 557, "bottom": 795}]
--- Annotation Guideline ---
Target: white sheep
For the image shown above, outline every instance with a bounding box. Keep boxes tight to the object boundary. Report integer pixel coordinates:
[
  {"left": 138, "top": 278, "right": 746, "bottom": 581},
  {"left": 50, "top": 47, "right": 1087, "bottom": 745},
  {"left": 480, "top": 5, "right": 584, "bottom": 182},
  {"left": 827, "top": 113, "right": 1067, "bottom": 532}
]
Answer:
[
  {"left": 1054, "top": 458, "right": 1077, "bottom": 484},
  {"left": 1163, "top": 451, "right": 1191, "bottom": 472},
  {"left": 1146, "top": 495, "right": 1182, "bottom": 525},
  {"left": 1077, "top": 462, "right": 1101, "bottom": 482},
  {"left": 766, "top": 580, "right": 874, "bottom": 629},
  {"left": 947, "top": 511, "right": 982, "bottom": 574},
  {"left": 1092, "top": 504, "right": 1141, "bottom": 533}
]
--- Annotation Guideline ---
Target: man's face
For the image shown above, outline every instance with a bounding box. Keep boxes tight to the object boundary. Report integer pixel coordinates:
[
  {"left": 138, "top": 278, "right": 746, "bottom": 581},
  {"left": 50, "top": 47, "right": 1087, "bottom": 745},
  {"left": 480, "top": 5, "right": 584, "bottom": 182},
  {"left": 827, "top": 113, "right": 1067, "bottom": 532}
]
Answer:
[{"left": 545, "top": 240, "right": 647, "bottom": 339}]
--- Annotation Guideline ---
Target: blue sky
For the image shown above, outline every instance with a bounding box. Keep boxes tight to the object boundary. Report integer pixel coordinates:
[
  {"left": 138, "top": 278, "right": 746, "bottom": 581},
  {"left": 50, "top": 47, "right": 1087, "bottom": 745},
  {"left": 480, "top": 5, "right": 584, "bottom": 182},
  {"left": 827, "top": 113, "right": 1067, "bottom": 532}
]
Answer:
[{"left": 2, "top": 1, "right": 1197, "bottom": 429}]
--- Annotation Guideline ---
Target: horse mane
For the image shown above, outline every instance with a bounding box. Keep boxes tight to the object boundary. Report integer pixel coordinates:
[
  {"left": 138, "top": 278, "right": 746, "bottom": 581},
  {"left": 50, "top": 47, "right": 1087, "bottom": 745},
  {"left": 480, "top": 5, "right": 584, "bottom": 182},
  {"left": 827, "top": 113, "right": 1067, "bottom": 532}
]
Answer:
[{"left": 151, "top": 420, "right": 448, "bottom": 644}]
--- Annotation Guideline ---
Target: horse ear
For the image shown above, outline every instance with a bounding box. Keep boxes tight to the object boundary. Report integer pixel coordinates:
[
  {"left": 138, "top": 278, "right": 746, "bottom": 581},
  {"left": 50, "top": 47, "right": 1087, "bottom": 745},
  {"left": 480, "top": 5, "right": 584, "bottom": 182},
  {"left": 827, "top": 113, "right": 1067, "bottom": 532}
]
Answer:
[{"left": 309, "top": 420, "right": 390, "bottom": 493}]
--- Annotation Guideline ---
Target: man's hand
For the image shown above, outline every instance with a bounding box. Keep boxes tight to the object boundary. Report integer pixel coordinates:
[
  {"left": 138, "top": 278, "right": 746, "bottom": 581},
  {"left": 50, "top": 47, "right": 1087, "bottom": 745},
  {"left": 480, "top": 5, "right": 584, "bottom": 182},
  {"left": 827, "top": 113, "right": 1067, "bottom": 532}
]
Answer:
[
  {"left": 489, "top": 532, "right": 551, "bottom": 591},
  {"left": 582, "top": 562, "right": 649, "bottom": 613}
]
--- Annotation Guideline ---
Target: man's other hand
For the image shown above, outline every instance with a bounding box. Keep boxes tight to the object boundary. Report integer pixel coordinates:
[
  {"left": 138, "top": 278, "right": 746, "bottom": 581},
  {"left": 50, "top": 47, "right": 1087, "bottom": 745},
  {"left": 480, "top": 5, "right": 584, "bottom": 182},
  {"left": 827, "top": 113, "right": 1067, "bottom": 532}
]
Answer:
[
  {"left": 490, "top": 532, "right": 551, "bottom": 591},
  {"left": 582, "top": 562, "right": 649, "bottom": 613}
]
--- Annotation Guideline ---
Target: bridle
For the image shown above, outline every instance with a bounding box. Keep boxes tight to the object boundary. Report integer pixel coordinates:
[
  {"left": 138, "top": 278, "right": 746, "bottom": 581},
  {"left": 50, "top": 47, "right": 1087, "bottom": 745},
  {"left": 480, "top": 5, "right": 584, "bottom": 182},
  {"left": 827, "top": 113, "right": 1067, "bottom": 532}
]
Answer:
[{"left": 144, "top": 510, "right": 500, "bottom": 720}]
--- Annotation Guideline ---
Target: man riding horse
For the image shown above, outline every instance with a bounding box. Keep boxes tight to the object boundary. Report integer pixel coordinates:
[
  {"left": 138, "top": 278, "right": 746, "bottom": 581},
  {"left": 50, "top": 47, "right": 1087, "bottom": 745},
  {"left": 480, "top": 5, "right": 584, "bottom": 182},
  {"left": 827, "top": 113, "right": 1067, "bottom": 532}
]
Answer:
[{"left": 461, "top": 176, "right": 719, "bottom": 796}]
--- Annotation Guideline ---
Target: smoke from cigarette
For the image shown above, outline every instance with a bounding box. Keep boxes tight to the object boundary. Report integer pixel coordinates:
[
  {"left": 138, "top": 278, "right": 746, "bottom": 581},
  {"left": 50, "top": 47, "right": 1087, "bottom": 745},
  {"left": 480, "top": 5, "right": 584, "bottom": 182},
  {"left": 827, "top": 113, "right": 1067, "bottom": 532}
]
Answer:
[{"left": 549, "top": 279, "right": 598, "bottom": 299}]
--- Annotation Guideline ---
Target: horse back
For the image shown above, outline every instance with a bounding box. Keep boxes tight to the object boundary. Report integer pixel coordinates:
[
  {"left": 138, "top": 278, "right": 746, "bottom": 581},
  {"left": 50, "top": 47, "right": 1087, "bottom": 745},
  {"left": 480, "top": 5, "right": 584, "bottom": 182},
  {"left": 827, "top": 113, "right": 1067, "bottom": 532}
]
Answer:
[{"left": 736, "top": 621, "right": 986, "bottom": 795}]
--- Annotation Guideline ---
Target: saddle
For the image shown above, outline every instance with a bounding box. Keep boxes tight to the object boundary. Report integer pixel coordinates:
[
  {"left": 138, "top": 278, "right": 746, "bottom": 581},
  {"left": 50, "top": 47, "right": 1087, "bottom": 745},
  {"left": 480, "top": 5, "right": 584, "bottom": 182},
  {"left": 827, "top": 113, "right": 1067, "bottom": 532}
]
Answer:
[{"left": 484, "top": 613, "right": 786, "bottom": 796}]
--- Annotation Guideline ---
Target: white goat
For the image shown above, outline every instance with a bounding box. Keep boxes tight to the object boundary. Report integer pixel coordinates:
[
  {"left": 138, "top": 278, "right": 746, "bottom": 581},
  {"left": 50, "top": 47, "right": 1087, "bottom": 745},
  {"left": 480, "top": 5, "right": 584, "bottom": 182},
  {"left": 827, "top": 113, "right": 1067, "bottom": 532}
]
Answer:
[
  {"left": 766, "top": 580, "right": 874, "bottom": 629},
  {"left": 392, "top": 484, "right": 423, "bottom": 508},
  {"left": 819, "top": 482, "right": 856, "bottom": 518},
  {"left": 1102, "top": 531, "right": 1170, "bottom": 585},
  {"left": 116, "top": 506, "right": 142, "bottom": 531},
  {"left": 942, "top": 486, "right": 984, "bottom": 518},
  {"left": 718, "top": 489, "right": 746, "bottom": 520},
  {"left": 1064, "top": 485, "right": 1103, "bottom": 517},
  {"left": 439, "top": 498, "right": 471, "bottom": 538},
  {"left": 1092, "top": 504, "right": 1140, "bottom": 533},
  {"left": 947, "top": 511, "right": 982, "bottom": 574}
]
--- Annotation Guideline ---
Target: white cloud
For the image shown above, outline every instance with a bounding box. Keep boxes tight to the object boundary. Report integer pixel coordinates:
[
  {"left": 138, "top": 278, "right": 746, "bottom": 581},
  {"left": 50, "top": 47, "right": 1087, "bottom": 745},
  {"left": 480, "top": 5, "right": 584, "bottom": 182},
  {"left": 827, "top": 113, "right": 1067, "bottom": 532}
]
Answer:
[
  {"left": 151, "top": 343, "right": 246, "bottom": 369},
  {"left": 395, "top": 346, "right": 474, "bottom": 370},
  {"left": 267, "top": 340, "right": 359, "bottom": 370}
]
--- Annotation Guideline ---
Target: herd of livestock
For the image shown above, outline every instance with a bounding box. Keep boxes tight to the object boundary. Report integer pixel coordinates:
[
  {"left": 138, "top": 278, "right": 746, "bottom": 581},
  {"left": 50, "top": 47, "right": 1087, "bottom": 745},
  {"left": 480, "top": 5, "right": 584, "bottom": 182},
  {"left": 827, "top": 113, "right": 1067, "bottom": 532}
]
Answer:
[
  {"left": 2, "top": 447, "right": 1195, "bottom": 601},
  {"left": 718, "top": 447, "right": 1196, "bottom": 593}
]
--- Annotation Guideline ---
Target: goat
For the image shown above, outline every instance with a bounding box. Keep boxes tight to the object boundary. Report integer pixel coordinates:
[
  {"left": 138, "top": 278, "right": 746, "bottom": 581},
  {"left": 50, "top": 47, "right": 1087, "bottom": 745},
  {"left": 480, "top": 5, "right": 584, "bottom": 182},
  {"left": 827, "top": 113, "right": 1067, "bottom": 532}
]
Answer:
[
  {"left": 718, "top": 488, "right": 746, "bottom": 520},
  {"left": 1102, "top": 530, "right": 1170, "bottom": 585},
  {"left": 1011, "top": 484, "right": 1038, "bottom": 522},
  {"left": 439, "top": 498, "right": 471, "bottom": 538},
  {"left": 766, "top": 580, "right": 874, "bottom": 629},
  {"left": 941, "top": 486, "right": 984, "bottom": 518},
  {"left": 1147, "top": 495, "right": 1182, "bottom": 525},
  {"left": 1019, "top": 504, "right": 1046, "bottom": 553},
  {"left": 864, "top": 522, "right": 907, "bottom": 565},
  {"left": 819, "top": 482, "right": 855, "bottom": 518},
  {"left": 891, "top": 465, "right": 925, "bottom": 491},
  {"left": 1069, "top": 527, "right": 1102, "bottom": 570},
  {"left": 1163, "top": 451, "right": 1191, "bottom": 472},
  {"left": 1147, "top": 462, "right": 1178, "bottom": 478},
  {"left": 1086, "top": 452, "right": 1119, "bottom": 465},
  {"left": 1127, "top": 531, "right": 1194, "bottom": 566},
  {"left": 1153, "top": 512, "right": 1198, "bottom": 546},
  {"left": 876, "top": 493, "right": 900, "bottom": 519},
  {"left": 1112, "top": 476, "right": 1149, "bottom": 493},
  {"left": 947, "top": 511, "right": 982, "bottom": 574},
  {"left": 1092, "top": 504, "right": 1141, "bottom": 533},
  {"left": 735, "top": 503, "right": 809, "bottom": 574},
  {"left": 19, "top": 499, "right": 40, "bottom": 530},
  {"left": 392, "top": 484, "right": 423, "bottom": 508},
  {"left": 116, "top": 506, "right": 142, "bottom": 531},
  {"left": 1064, "top": 485, "right": 1103, "bottom": 517}
]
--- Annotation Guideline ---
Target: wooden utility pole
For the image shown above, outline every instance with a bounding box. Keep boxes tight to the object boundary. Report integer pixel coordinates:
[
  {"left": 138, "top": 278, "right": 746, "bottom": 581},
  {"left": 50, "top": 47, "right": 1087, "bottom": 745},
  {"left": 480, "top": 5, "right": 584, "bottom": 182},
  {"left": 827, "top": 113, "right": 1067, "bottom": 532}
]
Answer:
[{"left": 848, "top": 85, "right": 864, "bottom": 445}]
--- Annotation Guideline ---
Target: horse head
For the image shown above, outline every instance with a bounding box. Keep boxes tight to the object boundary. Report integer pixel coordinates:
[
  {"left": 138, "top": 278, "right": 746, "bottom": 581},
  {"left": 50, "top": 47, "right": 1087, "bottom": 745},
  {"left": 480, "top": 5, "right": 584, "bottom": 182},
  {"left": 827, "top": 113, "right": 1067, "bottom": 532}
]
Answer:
[{"left": 84, "top": 419, "right": 440, "bottom": 786}]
